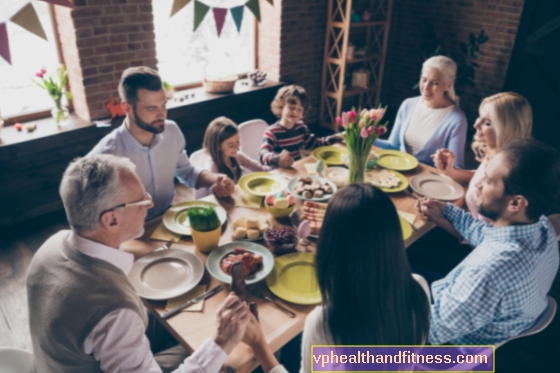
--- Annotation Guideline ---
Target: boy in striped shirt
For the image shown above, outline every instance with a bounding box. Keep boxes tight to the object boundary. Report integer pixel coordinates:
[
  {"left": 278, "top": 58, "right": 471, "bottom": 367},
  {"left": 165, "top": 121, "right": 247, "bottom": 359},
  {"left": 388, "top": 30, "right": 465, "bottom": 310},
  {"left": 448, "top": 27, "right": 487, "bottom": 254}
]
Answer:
[{"left": 259, "top": 85, "right": 343, "bottom": 168}]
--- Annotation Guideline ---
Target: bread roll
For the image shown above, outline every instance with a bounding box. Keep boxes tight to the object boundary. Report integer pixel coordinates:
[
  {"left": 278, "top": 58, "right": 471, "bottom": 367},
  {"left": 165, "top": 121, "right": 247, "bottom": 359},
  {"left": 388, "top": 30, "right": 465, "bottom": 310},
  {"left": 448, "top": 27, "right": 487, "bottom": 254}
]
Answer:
[
  {"left": 234, "top": 227, "right": 247, "bottom": 239},
  {"left": 257, "top": 216, "right": 269, "bottom": 225},
  {"left": 258, "top": 223, "right": 269, "bottom": 233},
  {"left": 247, "top": 229, "right": 260, "bottom": 240},
  {"left": 246, "top": 217, "right": 259, "bottom": 229},
  {"left": 233, "top": 217, "right": 246, "bottom": 229}
]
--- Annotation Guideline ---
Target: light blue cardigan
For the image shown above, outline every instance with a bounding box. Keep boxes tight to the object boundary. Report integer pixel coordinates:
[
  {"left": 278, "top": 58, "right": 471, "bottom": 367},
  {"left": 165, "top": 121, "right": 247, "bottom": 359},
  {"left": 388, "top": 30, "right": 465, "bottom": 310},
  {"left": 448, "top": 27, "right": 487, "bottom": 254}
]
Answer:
[{"left": 375, "top": 96, "right": 468, "bottom": 168}]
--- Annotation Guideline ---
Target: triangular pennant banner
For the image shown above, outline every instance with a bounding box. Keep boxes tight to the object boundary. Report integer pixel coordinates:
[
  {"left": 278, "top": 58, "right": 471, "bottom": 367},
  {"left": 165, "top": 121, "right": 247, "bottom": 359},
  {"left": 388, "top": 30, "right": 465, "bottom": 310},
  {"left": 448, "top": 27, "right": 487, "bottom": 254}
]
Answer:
[
  {"left": 0, "top": 23, "right": 11, "bottom": 64},
  {"left": 38, "top": 0, "right": 75, "bottom": 9},
  {"left": 230, "top": 6, "right": 244, "bottom": 33},
  {"left": 266, "top": 0, "right": 273, "bottom": 4},
  {"left": 0, "top": 0, "right": 28, "bottom": 24},
  {"left": 10, "top": 3, "right": 47, "bottom": 41},
  {"left": 170, "top": 0, "right": 191, "bottom": 17},
  {"left": 245, "top": 0, "right": 261, "bottom": 22},
  {"left": 193, "top": 0, "right": 210, "bottom": 31},
  {"left": 212, "top": 8, "right": 227, "bottom": 37}
]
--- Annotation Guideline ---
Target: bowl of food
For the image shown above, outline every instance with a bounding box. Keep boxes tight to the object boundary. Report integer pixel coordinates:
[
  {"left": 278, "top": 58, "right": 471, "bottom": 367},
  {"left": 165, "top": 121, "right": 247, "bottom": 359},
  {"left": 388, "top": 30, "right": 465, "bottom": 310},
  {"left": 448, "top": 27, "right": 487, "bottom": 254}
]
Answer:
[
  {"left": 321, "top": 166, "right": 348, "bottom": 188},
  {"left": 264, "top": 192, "right": 296, "bottom": 218},
  {"left": 264, "top": 226, "right": 300, "bottom": 253},
  {"left": 232, "top": 215, "right": 270, "bottom": 241}
]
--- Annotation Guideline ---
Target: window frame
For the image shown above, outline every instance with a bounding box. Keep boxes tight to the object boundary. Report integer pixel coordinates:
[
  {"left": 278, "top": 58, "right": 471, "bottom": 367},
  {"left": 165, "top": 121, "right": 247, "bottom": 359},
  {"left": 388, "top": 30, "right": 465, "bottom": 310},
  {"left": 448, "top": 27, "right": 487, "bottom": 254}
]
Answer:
[{"left": 2, "top": 4, "right": 72, "bottom": 126}]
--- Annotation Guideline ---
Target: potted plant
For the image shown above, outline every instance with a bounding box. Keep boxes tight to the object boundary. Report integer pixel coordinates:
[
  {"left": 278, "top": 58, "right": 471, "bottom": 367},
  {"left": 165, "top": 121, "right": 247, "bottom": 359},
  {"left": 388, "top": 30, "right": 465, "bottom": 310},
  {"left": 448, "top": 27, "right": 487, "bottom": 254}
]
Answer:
[
  {"left": 33, "top": 65, "right": 73, "bottom": 128},
  {"left": 163, "top": 80, "right": 174, "bottom": 99},
  {"left": 187, "top": 206, "right": 221, "bottom": 253}
]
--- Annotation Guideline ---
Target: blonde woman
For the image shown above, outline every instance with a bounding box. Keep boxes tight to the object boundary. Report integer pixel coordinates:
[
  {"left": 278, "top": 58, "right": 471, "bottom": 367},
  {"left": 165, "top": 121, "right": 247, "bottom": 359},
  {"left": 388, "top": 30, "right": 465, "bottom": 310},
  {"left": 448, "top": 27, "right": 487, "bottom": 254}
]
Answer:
[
  {"left": 375, "top": 56, "right": 468, "bottom": 168},
  {"left": 432, "top": 92, "right": 533, "bottom": 224},
  {"left": 202, "top": 116, "right": 272, "bottom": 184}
]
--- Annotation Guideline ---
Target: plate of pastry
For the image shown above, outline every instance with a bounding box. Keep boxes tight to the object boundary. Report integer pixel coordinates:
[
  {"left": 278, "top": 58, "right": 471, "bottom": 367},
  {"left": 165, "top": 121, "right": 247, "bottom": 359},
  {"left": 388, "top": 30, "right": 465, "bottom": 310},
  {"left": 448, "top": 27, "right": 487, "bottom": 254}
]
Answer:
[
  {"left": 365, "top": 169, "right": 409, "bottom": 193},
  {"left": 287, "top": 176, "right": 337, "bottom": 202},
  {"left": 232, "top": 215, "right": 270, "bottom": 241}
]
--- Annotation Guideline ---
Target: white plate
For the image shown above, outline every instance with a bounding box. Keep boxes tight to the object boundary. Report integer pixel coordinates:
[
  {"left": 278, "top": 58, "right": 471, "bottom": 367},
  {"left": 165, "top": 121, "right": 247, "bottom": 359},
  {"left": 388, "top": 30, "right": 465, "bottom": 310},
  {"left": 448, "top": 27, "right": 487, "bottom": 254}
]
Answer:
[
  {"left": 163, "top": 201, "right": 227, "bottom": 236},
  {"left": 287, "top": 176, "right": 337, "bottom": 202},
  {"left": 128, "top": 249, "right": 204, "bottom": 300},
  {"left": 409, "top": 174, "right": 465, "bottom": 201},
  {"left": 206, "top": 242, "right": 274, "bottom": 285}
]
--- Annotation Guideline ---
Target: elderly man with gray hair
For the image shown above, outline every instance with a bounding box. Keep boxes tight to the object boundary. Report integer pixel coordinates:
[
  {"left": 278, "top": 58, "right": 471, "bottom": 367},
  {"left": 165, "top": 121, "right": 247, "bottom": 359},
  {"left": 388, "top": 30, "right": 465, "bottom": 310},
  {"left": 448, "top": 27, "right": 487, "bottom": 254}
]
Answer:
[{"left": 27, "top": 154, "right": 251, "bottom": 373}]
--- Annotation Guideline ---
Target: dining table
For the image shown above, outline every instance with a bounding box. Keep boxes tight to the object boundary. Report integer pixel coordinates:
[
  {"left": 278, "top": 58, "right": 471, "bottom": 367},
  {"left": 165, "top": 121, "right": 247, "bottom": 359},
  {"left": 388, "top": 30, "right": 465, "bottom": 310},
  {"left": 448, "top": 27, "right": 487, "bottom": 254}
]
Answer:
[{"left": 122, "top": 146, "right": 467, "bottom": 373}]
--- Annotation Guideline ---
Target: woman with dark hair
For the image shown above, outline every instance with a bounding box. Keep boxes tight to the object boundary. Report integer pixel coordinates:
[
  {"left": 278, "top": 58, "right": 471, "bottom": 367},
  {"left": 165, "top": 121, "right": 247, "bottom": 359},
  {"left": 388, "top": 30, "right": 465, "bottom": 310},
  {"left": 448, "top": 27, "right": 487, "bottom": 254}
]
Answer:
[{"left": 301, "top": 183, "right": 431, "bottom": 370}]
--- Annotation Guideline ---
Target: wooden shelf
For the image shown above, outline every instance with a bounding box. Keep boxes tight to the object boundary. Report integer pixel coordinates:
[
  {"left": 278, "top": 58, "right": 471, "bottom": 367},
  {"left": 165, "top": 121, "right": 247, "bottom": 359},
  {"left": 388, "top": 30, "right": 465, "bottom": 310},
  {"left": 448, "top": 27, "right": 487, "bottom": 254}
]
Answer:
[
  {"left": 343, "top": 86, "right": 377, "bottom": 97},
  {"left": 350, "top": 21, "right": 386, "bottom": 28},
  {"left": 346, "top": 53, "right": 381, "bottom": 64}
]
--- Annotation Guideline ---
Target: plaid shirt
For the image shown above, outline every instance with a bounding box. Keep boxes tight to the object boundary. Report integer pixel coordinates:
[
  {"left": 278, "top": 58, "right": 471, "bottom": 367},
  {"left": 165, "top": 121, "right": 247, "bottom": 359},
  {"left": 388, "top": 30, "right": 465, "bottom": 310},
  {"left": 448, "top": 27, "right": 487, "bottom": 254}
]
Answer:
[
  {"left": 259, "top": 121, "right": 342, "bottom": 166},
  {"left": 429, "top": 204, "right": 559, "bottom": 345}
]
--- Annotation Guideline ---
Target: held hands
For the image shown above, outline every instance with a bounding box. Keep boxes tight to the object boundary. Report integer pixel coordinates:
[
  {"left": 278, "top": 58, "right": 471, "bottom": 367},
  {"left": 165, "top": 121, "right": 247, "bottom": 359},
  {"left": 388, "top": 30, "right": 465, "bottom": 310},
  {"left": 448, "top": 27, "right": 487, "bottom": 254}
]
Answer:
[
  {"left": 214, "top": 293, "right": 251, "bottom": 355},
  {"left": 278, "top": 150, "right": 294, "bottom": 169},
  {"left": 431, "top": 148, "right": 455, "bottom": 175},
  {"left": 415, "top": 197, "right": 447, "bottom": 227},
  {"left": 241, "top": 312, "right": 266, "bottom": 348},
  {"left": 213, "top": 175, "right": 235, "bottom": 198}
]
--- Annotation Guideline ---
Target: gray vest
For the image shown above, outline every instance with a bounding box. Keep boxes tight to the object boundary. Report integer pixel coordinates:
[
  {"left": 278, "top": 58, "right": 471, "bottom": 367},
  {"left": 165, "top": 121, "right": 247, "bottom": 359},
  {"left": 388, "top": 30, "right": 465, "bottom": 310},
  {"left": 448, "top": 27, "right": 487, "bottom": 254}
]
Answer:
[{"left": 27, "top": 230, "right": 148, "bottom": 373}]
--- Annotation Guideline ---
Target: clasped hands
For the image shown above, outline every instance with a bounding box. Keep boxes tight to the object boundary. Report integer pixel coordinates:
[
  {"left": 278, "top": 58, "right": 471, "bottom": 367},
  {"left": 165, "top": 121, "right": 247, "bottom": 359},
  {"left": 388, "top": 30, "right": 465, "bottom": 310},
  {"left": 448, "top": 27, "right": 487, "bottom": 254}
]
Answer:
[
  {"left": 415, "top": 197, "right": 448, "bottom": 227},
  {"left": 213, "top": 175, "right": 235, "bottom": 198}
]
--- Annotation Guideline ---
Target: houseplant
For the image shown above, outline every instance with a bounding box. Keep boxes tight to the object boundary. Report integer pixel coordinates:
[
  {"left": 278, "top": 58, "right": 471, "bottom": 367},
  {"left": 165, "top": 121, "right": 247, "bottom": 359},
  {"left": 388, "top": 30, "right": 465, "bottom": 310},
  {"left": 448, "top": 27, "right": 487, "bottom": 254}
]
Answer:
[
  {"left": 33, "top": 65, "right": 73, "bottom": 127},
  {"left": 187, "top": 206, "right": 222, "bottom": 252},
  {"left": 337, "top": 106, "right": 389, "bottom": 183}
]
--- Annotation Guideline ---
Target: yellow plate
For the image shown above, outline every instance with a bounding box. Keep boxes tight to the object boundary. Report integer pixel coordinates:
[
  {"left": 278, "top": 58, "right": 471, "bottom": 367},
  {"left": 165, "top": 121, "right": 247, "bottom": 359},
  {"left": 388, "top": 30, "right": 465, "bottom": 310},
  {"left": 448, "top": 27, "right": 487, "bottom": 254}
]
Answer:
[
  {"left": 266, "top": 252, "right": 321, "bottom": 305},
  {"left": 376, "top": 150, "right": 419, "bottom": 171},
  {"left": 238, "top": 172, "right": 288, "bottom": 197},
  {"left": 400, "top": 216, "right": 413, "bottom": 240},
  {"left": 162, "top": 201, "right": 227, "bottom": 236},
  {"left": 312, "top": 146, "right": 348, "bottom": 166},
  {"left": 365, "top": 169, "right": 409, "bottom": 193}
]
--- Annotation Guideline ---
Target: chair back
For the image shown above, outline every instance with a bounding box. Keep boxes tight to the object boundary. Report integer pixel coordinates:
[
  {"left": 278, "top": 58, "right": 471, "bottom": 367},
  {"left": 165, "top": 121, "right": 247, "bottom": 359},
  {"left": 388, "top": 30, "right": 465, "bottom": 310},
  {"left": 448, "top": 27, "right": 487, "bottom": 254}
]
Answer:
[
  {"left": 238, "top": 119, "right": 269, "bottom": 160},
  {"left": 190, "top": 149, "right": 211, "bottom": 199},
  {"left": 0, "top": 347, "right": 34, "bottom": 373},
  {"left": 547, "top": 214, "right": 560, "bottom": 241},
  {"left": 495, "top": 295, "right": 557, "bottom": 348}
]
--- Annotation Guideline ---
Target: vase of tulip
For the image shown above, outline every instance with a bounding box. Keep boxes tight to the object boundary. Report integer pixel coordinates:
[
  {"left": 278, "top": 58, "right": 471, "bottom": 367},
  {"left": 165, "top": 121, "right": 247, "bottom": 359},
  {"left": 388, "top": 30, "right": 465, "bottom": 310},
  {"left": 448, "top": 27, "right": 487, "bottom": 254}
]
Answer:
[
  {"left": 337, "top": 106, "right": 388, "bottom": 184},
  {"left": 34, "top": 65, "right": 73, "bottom": 128}
]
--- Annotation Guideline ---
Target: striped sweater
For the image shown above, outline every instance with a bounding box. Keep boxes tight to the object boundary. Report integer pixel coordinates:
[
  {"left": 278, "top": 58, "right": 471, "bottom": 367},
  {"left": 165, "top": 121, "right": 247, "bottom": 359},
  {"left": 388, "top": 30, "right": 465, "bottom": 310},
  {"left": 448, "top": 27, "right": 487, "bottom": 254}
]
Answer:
[{"left": 259, "top": 121, "right": 342, "bottom": 166}]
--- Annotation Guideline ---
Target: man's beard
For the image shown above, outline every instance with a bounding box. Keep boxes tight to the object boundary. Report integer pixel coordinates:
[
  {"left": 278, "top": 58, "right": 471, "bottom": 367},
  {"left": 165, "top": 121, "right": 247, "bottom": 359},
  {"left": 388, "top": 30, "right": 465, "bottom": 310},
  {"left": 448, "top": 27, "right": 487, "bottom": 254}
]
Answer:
[
  {"left": 132, "top": 106, "right": 164, "bottom": 134},
  {"left": 476, "top": 195, "right": 508, "bottom": 221}
]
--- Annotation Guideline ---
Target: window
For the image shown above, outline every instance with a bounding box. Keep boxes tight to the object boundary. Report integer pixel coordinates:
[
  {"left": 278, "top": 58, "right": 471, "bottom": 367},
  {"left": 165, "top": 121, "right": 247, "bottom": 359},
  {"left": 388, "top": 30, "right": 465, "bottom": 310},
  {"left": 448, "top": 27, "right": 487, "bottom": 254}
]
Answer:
[
  {"left": 0, "top": 2, "right": 61, "bottom": 120},
  {"left": 153, "top": 0, "right": 256, "bottom": 87}
]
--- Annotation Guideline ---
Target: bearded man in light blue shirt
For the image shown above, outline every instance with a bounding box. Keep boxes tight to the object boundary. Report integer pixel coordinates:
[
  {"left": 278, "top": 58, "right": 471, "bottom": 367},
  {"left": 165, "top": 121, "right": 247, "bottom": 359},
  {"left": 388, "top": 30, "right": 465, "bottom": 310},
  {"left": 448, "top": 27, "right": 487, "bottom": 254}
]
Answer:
[
  {"left": 417, "top": 139, "right": 560, "bottom": 345},
  {"left": 88, "top": 67, "right": 234, "bottom": 220}
]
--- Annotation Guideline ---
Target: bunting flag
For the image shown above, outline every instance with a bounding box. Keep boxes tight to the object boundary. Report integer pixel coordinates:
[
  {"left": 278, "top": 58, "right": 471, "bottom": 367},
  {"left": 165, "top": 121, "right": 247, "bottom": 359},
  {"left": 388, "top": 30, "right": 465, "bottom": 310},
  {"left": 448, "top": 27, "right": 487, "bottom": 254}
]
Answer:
[
  {"left": 266, "top": 0, "right": 273, "bottom": 4},
  {"left": 39, "top": 0, "right": 75, "bottom": 8},
  {"left": 245, "top": 0, "right": 261, "bottom": 22},
  {"left": 212, "top": 8, "right": 227, "bottom": 37},
  {"left": 193, "top": 0, "right": 210, "bottom": 32},
  {"left": 0, "top": 23, "right": 11, "bottom": 64},
  {"left": 170, "top": 0, "right": 191, "bottom": 17},
  {"left": 230, "top": 5, "right": 244, "bottom": 33},
  {"left": 10, "top": 3, "right": 47, "bottom": 40}
]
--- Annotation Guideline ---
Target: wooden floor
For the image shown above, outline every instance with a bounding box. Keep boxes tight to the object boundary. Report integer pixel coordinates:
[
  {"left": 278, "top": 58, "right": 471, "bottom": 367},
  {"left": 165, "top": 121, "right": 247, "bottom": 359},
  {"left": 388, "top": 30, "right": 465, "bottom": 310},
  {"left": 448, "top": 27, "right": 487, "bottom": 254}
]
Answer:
[{"left": 2, "top": 198, "right": 560, "bottom": 372}]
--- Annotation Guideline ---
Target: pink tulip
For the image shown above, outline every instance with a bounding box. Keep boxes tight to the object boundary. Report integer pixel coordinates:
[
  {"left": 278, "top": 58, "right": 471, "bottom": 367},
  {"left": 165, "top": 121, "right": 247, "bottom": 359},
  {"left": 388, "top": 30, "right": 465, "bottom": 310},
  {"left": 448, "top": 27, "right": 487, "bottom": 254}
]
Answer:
[
  {"left": 360, "top": 127, "right": 369, "bottom": 138},
  {"left": 358, "top": 118, "right": 366, "bottom": 129},
  {"left": 377, "top": 126, "right": 387, "bottom": 136},
  {"left": 342, "top": 114, "right": 349, "bottom": 128},
  {"left": 41, "top": 67, "right": 47, "bottom": 74},
  {"left": 377, "top": 108, "right": 385, "bottom": 120},
  {"left": 371, "top": 115, "right": 377, "bottom": 122},
  {"left": 35, "top": 72, "right": 44, "bottom": 78},
  {"left": 336, "top": 116, "right": 343, "bottom": 126},
  {"left": 361, "top": 108, "right": 368, "bottom": 117},
  {"left": 367, "top": 125, "right": 376, "bottom": 134},
  {"left": 347, "top": 110, "right": 357, "bottom": 123}
]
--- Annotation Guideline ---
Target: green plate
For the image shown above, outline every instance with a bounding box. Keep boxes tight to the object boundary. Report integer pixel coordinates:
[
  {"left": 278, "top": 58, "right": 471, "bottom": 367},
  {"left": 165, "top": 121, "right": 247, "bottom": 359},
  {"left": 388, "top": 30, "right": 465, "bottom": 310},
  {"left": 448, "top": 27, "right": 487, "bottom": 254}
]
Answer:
[
  {"left": 238, "top": 172, "right": 288, "bottom": 197},
  {"left": 365, "top": 169, "right": 409, "bottom": 193},
  {"left": 162, "top": 201, "right": 227, "bottom": 236},
  {"left": 266, "top": 252, "right": 321, "bottom": 305},
  {"left": 376, "top": 150, "right": 419, "bottom": 171},
  {"left": 312, "top": 146, "right": 348, "bottom": 166},
  {"left": 400, "top": 216, "right": 413, "bottom": 240}
]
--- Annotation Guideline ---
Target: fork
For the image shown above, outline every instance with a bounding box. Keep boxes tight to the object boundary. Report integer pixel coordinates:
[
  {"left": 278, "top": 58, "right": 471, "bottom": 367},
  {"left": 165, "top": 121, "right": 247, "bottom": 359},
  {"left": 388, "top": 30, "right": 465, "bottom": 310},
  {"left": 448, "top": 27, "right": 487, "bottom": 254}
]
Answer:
[
  {"left": 154, "top": 240, "right": 174, "bottom": 252},
  {"left": 248, "top": 285, "right": 296, "bottom": 318}
]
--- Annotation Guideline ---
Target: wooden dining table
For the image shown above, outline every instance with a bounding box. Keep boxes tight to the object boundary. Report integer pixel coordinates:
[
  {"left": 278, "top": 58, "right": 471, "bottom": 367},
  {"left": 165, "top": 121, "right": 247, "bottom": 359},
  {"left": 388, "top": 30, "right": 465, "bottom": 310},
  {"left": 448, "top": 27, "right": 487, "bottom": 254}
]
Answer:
[{"left": 122, "top": 147, "right": 466, "bottom": 373}]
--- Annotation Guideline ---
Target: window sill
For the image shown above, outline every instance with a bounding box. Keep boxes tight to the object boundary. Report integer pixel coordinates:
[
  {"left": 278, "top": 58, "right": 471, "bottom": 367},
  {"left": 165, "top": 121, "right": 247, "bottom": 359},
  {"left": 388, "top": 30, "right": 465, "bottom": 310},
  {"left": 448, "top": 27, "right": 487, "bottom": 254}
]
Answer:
[{"left": 0, "top": 79, "right": 284, "bottom": 150}]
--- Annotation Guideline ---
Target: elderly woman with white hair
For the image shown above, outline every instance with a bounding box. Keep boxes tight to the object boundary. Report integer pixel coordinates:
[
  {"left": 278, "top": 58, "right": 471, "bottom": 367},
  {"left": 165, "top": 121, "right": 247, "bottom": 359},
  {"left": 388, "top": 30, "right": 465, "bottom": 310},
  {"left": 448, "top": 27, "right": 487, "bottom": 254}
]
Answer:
[{"left": 375, "top": 56, "right": 468, "bottom": 168}]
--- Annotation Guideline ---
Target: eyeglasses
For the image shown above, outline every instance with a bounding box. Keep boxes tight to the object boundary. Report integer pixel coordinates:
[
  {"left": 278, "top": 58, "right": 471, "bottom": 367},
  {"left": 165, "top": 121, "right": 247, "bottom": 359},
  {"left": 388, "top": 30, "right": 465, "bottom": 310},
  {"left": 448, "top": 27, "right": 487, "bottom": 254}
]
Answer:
[{"left": 101, "top": 192, "right": 153, "bottom": 216}]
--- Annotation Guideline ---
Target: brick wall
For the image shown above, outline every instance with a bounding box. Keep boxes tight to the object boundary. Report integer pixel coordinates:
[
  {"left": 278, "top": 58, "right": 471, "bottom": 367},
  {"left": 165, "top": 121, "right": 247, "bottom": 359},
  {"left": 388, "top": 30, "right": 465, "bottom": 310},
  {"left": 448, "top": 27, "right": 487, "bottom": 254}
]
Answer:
[
  {"left": 381, "top": 0, "right": 524, "bottom": 126},
  {"left": 53, "top": 0, "right": 157, "bottom": 122}
]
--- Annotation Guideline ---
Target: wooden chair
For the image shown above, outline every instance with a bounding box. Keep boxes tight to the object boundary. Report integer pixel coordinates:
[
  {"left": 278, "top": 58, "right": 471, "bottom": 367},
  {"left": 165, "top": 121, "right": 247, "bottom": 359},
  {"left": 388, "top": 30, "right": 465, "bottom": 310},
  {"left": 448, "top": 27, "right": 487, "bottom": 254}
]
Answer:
[
  {"left": 0, "top": 347, "right": 34, "bottom": 373},
  {"left": 238, "top": 119, "right": 268, "bottom": 161},
  {"left": 190, "top": 149, "right": 211, "bottom": 199}
]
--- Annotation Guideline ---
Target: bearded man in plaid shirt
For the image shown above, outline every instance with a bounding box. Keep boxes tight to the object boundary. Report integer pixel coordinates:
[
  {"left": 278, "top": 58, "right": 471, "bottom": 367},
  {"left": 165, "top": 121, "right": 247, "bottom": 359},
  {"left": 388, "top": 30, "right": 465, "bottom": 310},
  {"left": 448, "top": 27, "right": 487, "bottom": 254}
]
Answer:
[{"left": 416, "top": 139, "right": 560, "bottom": 345}]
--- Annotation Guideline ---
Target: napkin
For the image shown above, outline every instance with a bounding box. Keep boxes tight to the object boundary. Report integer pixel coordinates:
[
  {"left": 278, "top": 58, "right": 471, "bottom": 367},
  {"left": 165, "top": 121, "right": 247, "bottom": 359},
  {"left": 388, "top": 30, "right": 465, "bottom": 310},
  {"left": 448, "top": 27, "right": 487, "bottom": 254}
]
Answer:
[
  {"left": 398, "top": 210, "right": 416, "bottom": 225},
  {"left": 235, "top": 192, "right": 263, "bottom": 209},
  {"left": 304, "top": 163, "right": 318, "bottom": 174},
  {"left": 150, "top": 223, "right": 182, "bottom": 242},
  {"left": 165, "top": 285, "right": 207, "bottom": 312}
]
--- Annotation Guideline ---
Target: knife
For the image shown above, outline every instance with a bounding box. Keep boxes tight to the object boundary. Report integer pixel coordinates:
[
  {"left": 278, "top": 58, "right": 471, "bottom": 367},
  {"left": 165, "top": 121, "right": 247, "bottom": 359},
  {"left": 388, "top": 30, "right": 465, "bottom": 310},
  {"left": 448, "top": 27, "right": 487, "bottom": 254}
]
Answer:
[{"left": 161, "top": 285, "right": 223, "bottom": 319}]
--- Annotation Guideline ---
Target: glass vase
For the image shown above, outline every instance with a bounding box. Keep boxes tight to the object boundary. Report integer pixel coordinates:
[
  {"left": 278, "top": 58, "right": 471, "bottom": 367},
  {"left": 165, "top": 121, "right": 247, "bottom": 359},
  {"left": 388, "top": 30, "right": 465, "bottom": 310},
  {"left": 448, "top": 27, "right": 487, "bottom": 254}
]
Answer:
[
  {"left": 51, "top": 99, "right": 69, "bottom": 128},
  {"left": 347, "top": 150, "right": 369, "bottom": 184}
]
